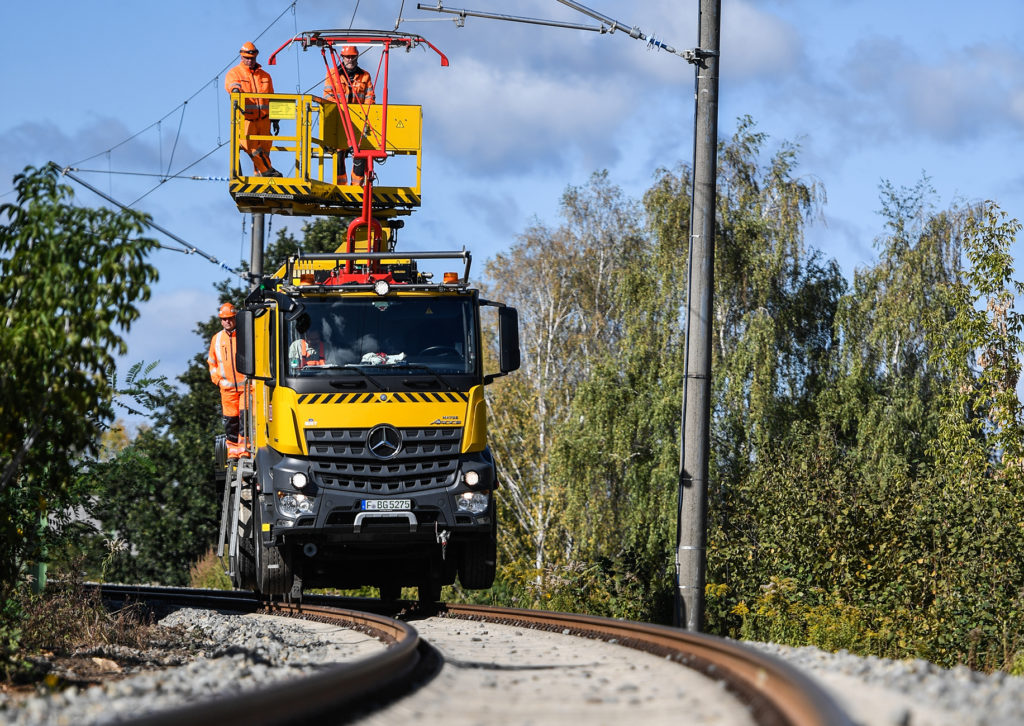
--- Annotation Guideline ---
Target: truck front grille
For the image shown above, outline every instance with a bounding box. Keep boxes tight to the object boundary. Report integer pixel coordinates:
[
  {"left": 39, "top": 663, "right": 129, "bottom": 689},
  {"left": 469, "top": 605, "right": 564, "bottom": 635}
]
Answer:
[{"left": 306, "top": 427, "right": 461, "bottom": 494}]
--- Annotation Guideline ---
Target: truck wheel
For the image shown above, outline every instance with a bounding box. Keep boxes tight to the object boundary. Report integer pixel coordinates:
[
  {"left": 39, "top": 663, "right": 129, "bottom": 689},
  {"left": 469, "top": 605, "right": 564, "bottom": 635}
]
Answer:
[
  {"left": 254, "top": 497, "right": 294, "bottom": 596},
  {"left": 418, "top": 580, "right": 442, "bottom": 604},
  {"left": 234, "top": 491, "right": 256, "bottom": 590},
  {"left": 378, "top": 583, "right": 402, "bottom": 602},
  {"left": 214, "top": 434, "right": 228, "bottom": 476},
  {"left": 458, "top": 535, "right": 497, "bottom": 590}
]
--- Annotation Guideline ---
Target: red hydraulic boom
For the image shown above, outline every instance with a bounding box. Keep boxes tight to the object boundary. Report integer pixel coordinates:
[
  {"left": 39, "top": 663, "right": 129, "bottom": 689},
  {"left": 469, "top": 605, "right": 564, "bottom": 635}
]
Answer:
[{"left": 268, "top": 31, "right": 448, "bottom": 276}]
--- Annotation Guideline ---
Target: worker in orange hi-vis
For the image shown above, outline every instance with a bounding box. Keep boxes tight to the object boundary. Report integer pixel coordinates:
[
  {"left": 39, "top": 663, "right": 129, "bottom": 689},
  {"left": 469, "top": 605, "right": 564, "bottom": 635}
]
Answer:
[
  {"left": 225, "top": 41, "right": 282, "bottom": 177},
  {"left": 208, "top": 302, "right": 249, "bottom": 459},
  {"left": 325, "top": 45, "right": 376, "bottom": 185}
]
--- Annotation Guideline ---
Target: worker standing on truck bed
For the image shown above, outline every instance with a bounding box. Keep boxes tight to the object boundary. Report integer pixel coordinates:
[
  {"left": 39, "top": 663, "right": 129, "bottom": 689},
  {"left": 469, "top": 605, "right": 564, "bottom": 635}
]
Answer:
[
  {"left": 208, "top": 302, "right": 248, "bottom": 459},
  {"left": 325, "top": 45, "right": 375, "bottom": 185},
  {"left": 226, "top": 41, "right": 282, "bottom": 177}
]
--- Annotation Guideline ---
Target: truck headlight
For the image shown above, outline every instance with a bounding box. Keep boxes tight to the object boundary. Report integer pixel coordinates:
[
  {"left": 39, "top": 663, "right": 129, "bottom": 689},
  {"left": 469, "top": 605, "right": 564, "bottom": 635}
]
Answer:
[
  {"left": 278, "top": 492, "right": 314, "bottom": 518},
  {"left": 456, "top": 491, "right": 489, "bottom": 514},
  {"left": 291, "top": 472, "right": 308, "bottom": 490},
  {"left": 463, "top": 470, "right": 480, "bottom": 487}
]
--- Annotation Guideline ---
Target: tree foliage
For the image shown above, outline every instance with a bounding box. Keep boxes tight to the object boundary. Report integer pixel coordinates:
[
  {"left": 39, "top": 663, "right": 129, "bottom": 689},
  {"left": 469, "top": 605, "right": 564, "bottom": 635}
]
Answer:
[
  {"left": 481, "top": 120, "right": 1024, "bottom": 670},
  {"left": 79, "top": 216, "right": 348, "bottom": 584},
  {"left": 0, "top": 164, "right": 158, "bottom": 662},
  {"left": 482, "top": 171, "right": 644, "bottom": 590}
]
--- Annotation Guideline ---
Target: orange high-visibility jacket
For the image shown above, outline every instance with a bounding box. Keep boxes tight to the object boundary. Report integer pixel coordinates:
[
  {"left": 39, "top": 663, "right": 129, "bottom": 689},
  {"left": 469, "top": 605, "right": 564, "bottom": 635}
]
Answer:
[
  {"left": 325, "top": 67, "right": 375, "bottom": 105},
  {"left": 225, "top": 62, "right": 274, "bottom": 120},
  {"left": 299, "top": 339, "right": 326, "bottom": 367},
  {"left": 289, "top": 338, "right": 326, "bottom": 368},
  {"left": 208, "top": 329, "right": 245, "bottom": 391}
]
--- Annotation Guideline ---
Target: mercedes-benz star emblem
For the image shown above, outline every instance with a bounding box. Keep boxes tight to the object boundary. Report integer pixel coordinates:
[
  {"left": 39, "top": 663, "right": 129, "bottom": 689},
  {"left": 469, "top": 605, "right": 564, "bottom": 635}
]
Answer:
[{"left": 367, "top": 425, "right": 402, "bottom": 459}]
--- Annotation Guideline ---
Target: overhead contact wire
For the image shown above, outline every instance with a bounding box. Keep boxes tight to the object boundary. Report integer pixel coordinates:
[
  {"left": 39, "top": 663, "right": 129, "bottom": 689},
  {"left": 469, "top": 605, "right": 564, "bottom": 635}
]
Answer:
[
  {"left": 53, "top": 162, "right": 244, "bottom": 278},
  {"left": 165, "top": 102, "right": 188, "bottom": 179},
  {"left": 70, "top": 1, "right": 296, "bottom": 175},
  {"left": 127, "top": 141, "right": 229, "bottom": 207}
]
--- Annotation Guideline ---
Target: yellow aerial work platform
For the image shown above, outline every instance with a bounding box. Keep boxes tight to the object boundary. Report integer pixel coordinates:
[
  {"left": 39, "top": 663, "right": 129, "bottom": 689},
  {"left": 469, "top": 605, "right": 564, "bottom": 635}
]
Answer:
[{"left": 227, "top": 92, "right": 422, "bottom": 217}]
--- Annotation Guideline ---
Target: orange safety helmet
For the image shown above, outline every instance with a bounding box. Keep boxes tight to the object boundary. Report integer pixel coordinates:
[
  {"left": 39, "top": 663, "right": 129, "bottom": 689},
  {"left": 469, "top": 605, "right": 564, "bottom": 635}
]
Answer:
[
  {"left": 340, "top": 45, "right": 359, "bottom": 57},
  {"left": 240, "top": 41, "right": 258, "bottom": 58},
  {"left": 218, "top": 302, "right": 237, "bottom": 319}
]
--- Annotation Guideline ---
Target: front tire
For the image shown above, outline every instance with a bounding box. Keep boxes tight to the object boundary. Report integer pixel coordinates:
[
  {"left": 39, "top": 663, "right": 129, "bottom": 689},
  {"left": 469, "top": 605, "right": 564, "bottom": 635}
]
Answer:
[
  {"left": 253, "top": 496, "right": 294, "bottom": 596},
  {"left": 458, "top": 535, "right": 497, "bottom": 590},
  {"left": 378, "top": 583, "right": 402, "bottom": 602},
  {"left": 418, "top": 579, "right": 442, "bottom": 604}
]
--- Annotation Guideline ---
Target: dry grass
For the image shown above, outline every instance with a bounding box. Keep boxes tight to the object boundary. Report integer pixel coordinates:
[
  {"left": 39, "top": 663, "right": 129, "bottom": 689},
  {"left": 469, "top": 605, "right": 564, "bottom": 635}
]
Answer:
[
  {"left": 20, "top": 578, "right": 159, "bottom": 657},
  {"left": 188, "top": 547, "right": 232, "bottom": 590}
]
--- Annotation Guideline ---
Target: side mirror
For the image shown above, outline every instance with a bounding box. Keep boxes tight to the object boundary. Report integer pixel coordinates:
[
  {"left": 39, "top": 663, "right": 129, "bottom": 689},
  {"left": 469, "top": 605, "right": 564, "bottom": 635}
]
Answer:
[
  {"left": 235, "top": 309, "right": 272, "bottom": 380},
  {"left": 498, "top": 306, "right": 521, "bottom": 374},
  {"left": 235, "top": 310, "right": 256, "bottom": 377}
]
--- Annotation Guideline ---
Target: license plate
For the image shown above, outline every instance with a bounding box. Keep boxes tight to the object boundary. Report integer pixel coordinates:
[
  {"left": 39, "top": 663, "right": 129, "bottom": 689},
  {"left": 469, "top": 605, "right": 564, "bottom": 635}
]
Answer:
[{"left": 362, "top": 499, "right": 412, "bottom": 511}]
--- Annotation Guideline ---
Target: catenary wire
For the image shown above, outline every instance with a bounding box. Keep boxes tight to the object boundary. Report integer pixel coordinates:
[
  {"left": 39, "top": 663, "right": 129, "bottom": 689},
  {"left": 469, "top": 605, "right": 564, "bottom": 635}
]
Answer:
[
  {"left": 52, "top": 162, "right": 245, "bottom": 278},
  {"left": 61, "top": 168, "right": 229, "bottom": 181},
  {"left": 126, "top": 141, "right": 229, "bottom": 208},
  {"left": 69, "top": 1, "right": 297, "bottom": 170}
]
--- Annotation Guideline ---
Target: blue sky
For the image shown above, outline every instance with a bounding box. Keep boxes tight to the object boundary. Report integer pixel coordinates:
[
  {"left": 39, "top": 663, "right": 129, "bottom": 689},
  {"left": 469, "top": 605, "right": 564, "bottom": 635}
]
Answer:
[{"left": 2, "top": 0, "right": 1022, "bottom": 410}]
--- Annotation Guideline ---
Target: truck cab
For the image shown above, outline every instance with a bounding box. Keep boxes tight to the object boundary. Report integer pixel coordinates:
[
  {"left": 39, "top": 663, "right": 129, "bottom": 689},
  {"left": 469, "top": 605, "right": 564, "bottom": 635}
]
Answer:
[{"left": 217, "top": 30, "right": 519, "bottom": 602}]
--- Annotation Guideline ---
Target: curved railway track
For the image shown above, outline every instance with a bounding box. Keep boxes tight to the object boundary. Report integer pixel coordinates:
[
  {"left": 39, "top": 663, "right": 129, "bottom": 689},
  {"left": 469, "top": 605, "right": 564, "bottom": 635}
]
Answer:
[
  {"left": 96, "top": 585, "right": 853, "bottom": 726},
  {"left": 99, "top": 585, "right": 429, "bottom": 726}
]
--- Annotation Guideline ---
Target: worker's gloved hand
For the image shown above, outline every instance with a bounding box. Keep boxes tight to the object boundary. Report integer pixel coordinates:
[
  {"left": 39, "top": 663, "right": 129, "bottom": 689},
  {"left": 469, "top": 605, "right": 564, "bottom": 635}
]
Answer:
[{"left": 271, "top": 120, "right": 280, "bottom": 135}]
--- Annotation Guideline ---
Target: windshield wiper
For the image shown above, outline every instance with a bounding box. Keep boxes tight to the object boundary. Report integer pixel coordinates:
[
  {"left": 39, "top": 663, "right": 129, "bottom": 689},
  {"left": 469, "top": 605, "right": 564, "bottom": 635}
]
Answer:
[{"left": 400, "top": 363, "right": 460, "bottom": 393}]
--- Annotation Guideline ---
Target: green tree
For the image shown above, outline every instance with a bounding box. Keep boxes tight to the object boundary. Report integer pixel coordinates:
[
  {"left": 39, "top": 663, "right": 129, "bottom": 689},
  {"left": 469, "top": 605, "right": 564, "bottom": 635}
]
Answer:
[
  {"left": 482, "top": 171, "right": 645, "bottom": 597},
  {"left": 80, "top": 215, "right": 347, "bottom": 584},
  {"left": 0, "top": 164, "right": 157, "bottom": 661},
  {"left": 922, "top": 201, "right": 1024, "bottom": 667},
  {"left": 545, "top": 164, "right": 690, "bottom": 620}
]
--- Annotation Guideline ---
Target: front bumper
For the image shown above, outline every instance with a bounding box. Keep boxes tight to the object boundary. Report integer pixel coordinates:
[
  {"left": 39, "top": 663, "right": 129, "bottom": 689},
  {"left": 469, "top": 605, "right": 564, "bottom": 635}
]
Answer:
[{"left": 256, "top": 446, "right": 495, "bottom": 545}]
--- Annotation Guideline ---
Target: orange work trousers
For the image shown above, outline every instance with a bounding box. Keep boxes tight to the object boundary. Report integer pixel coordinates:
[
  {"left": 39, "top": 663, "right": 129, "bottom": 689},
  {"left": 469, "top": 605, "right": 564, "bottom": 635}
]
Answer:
[{"left": 240, "top": 117, "right": 273, "bottom": 174}]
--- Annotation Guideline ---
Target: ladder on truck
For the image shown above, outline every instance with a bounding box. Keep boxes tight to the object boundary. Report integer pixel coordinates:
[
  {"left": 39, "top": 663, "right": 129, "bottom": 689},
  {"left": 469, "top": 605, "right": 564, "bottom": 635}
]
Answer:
[{"left": 218, "top": 31, "right": 451, "bottom": 592}]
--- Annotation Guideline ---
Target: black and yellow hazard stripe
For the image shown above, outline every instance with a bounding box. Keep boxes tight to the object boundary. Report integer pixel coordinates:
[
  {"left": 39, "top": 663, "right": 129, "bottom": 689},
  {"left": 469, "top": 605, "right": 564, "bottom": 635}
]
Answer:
[
  {"left": 229, "top": 179, "right": 311, "bottom": 197},
  {"left": 372, "top": 188, "right": 421, "bottom": 206},
  {"left": 297, "top": 391, "right": 470, "bottom": 405},
  {"left": 230, "top": 180, "right": 421, "bottom": 213}
]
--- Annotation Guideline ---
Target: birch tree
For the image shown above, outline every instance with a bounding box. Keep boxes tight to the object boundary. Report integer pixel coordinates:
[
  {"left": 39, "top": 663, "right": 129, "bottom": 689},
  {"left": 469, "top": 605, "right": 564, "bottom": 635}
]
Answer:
[{"left": 482, "top": 172, "right": 643, "bottom": 594}]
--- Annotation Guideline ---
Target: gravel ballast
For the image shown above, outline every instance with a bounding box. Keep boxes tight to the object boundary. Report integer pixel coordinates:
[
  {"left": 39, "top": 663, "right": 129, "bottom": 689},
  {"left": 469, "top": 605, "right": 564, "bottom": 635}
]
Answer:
[
  {"left": 748, "top": 642, "right": 1024, "bottom": 726},
  {"left": 3, "top": 608, "right": 1024, "bottom": 725},
  {"left": 0, "top": 608, "right": 384, "bottom": 725}
]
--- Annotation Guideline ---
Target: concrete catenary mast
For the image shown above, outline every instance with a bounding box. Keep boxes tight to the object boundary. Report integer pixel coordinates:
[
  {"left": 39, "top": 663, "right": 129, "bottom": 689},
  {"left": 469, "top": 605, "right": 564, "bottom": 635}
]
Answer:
[{"left": 676, "top": 0, "right": 721, "bottom": 632}]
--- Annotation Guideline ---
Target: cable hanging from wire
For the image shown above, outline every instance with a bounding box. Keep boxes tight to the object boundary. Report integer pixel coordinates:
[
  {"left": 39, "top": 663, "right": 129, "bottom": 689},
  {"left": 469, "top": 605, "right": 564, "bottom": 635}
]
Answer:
[
  {"left": 51, "top": 162, "right": 246, "bottom": 279},
  {"left": 127, "top": 140, "right": 229, "bottom": 208},
  {"left": 69, "top": 1, "right": 297, "bottom": 170}
]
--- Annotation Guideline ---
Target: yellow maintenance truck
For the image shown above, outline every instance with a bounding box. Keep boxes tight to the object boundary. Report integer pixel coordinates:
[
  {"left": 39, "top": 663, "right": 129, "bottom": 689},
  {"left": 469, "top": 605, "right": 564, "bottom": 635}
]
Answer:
[{"left": 216, "top": 31, "right": 520, "bottom": 601}]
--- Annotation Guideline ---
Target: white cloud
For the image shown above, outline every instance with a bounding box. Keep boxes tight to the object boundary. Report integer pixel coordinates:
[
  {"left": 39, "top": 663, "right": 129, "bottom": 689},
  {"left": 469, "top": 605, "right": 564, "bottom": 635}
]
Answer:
[
  {"left": 413, "top": 57, "right": 630, "bottom": 176},
  {"left": 721, "top": 0, "right": 804, "bottom": 83},
  {"left": 839, "top": 37, "right": 1024, "bottom": 143}
]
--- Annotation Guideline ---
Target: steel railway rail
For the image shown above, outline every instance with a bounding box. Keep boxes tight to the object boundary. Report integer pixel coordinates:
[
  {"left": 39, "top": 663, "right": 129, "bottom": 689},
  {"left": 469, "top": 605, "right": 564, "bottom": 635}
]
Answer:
[
  {"left": 442, "top": 603, "right": 855, "bottom": 726},
  {"left": 96, "top": 585, "right": 853, "bottom": 726},
  {"left": 98, "top": 584, "right": 429, "bottom": 726}
]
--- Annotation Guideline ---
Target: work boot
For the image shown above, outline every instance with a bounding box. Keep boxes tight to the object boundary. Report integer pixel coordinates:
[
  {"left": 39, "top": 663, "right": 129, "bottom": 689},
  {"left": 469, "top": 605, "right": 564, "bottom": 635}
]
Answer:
[
  {"left": 262, "top": 167, "right": 283, "bottom": 178},
  {"left": 338, "top": 174, "right": 348, "bottom": 185}
]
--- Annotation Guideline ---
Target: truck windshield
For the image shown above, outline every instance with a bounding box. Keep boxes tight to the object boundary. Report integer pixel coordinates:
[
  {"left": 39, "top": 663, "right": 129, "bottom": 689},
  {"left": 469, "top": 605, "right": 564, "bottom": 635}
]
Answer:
[{"left": 285, "top": 296, "right": 477, "bottom": 376}]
